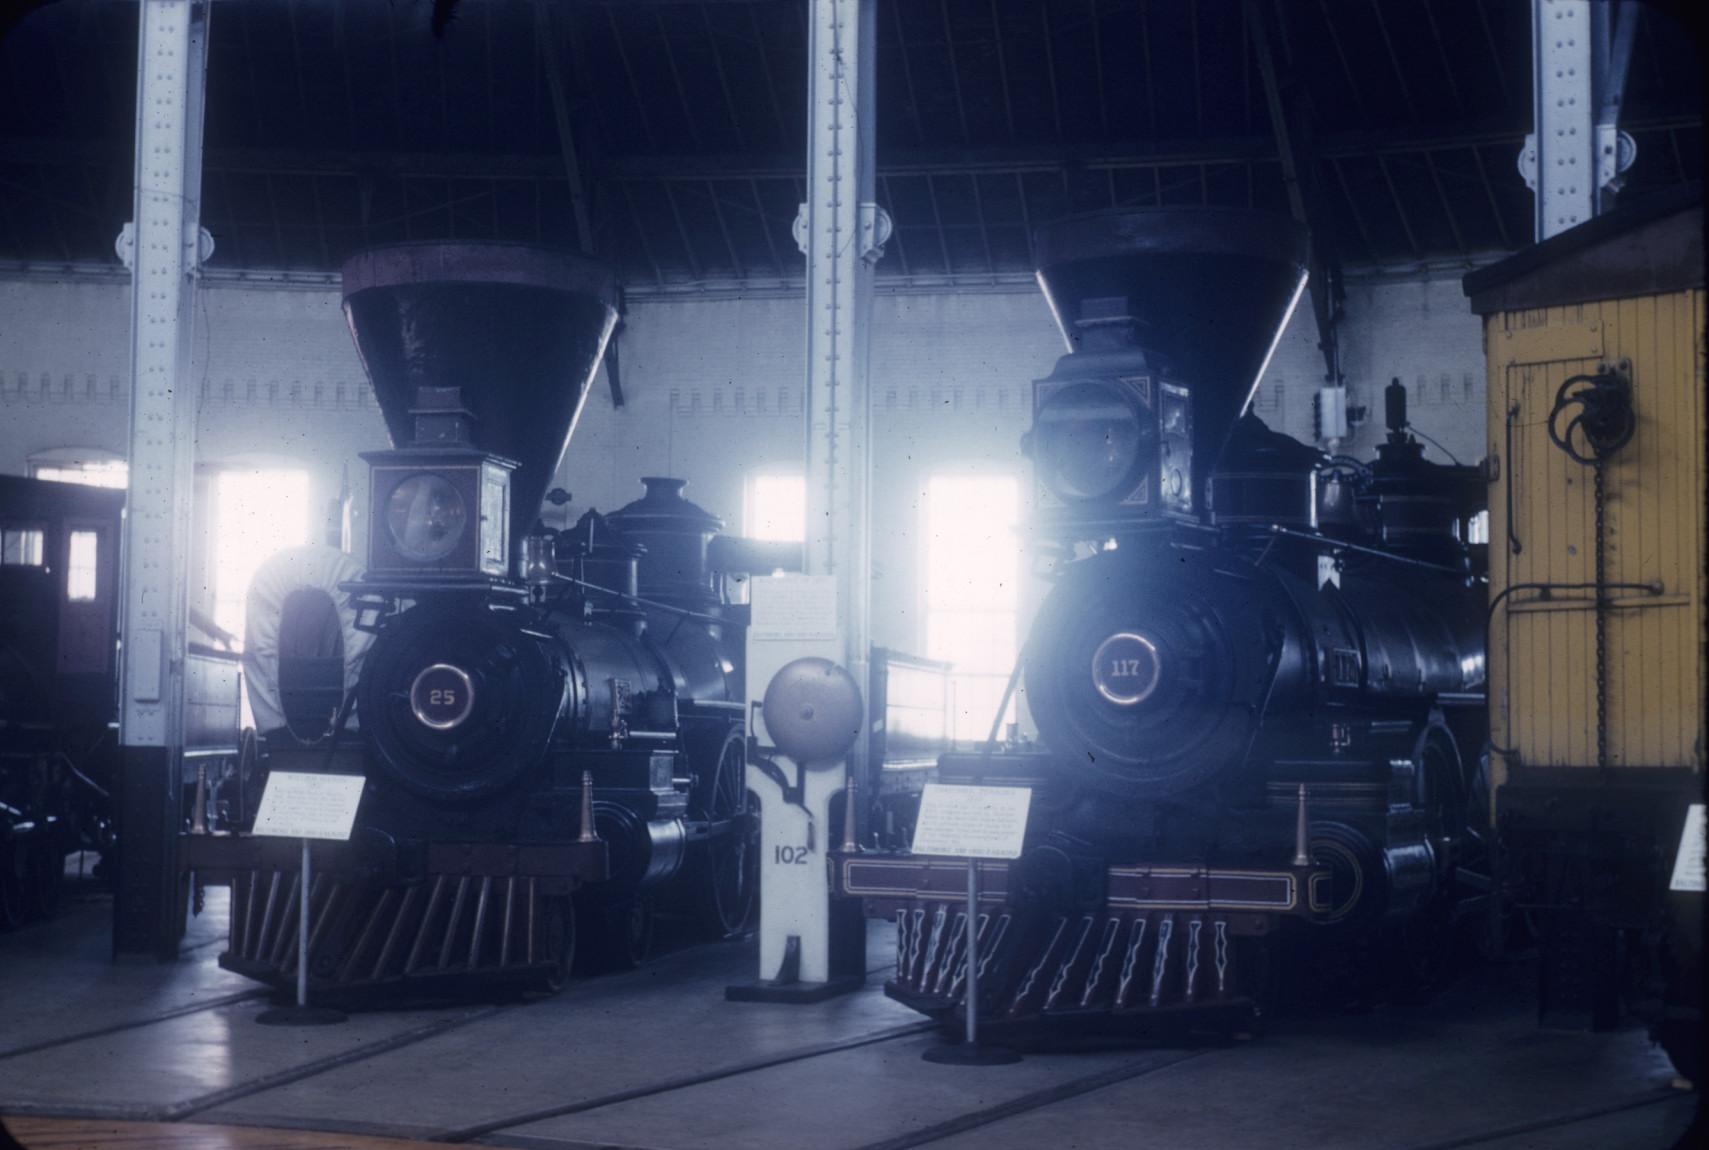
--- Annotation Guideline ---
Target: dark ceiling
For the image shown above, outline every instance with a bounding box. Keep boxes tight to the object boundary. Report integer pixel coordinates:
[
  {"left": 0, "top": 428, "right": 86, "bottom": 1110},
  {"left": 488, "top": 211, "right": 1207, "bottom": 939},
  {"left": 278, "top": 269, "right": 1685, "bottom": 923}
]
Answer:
[{"left": 1, "top": 0, "right": 1701, "bottom": 285}]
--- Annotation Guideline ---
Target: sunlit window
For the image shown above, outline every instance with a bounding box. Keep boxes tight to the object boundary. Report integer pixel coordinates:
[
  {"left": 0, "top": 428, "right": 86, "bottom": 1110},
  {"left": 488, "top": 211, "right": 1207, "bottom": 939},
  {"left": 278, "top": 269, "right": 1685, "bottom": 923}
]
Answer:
[
  {"left": 33, "top": 459, "right": 130, "bottom": 489},
  {"left": 744, "top": 472, "right": 806, "bottom": 543},
  {"left": 213, "top": 468, "right": 313, "bottom": 641},
  {"left": 1, "top": 527, "right": 44, "bottom": 566},
  {"left": 66, "top": 530, "right": 98, "bottom": 601},
  {"left": 923, "top": 473, "right": 1020, "bottom": 743}
]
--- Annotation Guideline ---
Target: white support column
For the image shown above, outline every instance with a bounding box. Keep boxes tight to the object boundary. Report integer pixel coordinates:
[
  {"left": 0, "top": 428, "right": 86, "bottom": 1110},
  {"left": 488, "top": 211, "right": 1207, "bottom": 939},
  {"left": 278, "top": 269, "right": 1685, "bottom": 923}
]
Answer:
[
  {"left": 114, "top": 0, "right": 211, "bottom": 959},
  {"left": 1521, "top": 0, "right": 1637, "bottom": 241},
  {"left": 798, "top": 0, "right": 888, "bottom": 775}
]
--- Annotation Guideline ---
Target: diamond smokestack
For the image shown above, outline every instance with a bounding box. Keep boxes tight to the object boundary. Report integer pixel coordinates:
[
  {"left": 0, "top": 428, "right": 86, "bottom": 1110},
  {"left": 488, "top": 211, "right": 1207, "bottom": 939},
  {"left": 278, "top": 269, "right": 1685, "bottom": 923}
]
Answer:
[
  {"left": 1033, "top": 208, "right": 1309, "bottom": 495},
  {"left": 341, "top": 243, "right": 620, "bottom": 548}
]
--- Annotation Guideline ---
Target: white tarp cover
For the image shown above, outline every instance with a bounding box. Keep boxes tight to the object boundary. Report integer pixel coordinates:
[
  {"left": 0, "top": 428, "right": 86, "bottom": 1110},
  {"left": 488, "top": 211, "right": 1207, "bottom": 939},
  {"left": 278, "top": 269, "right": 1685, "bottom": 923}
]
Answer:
[{"left": 243, "top": 545, "right": 373, "bottom": 734}]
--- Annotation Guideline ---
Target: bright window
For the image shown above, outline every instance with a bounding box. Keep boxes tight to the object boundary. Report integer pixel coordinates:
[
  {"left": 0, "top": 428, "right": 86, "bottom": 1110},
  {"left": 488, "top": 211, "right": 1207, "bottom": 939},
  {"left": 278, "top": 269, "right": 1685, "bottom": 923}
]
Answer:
[
  {"left": 212, "top": 468, "right": 313, "bottom": 641},
  {"left": 66, "top": 530, "right": 98, "bottom": 601},
  {"left": 745, "top": 472, "right": 806, "bottom": 543},
  {"left": 1, "top": 527, "right": 44, "bottom": 566},
  {"left": 33, "top": 460, "right": 129, "bottom": 489},
  {"left": 923, "top": 473, "right": 1020, "bottom": 743}
]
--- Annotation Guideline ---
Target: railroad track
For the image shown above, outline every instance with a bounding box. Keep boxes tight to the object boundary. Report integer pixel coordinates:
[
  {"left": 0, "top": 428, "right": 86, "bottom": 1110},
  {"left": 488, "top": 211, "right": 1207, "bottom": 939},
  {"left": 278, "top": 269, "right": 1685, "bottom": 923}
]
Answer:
[{"left": 2, "top": 947, "right": 1693, "bottom": 1150}]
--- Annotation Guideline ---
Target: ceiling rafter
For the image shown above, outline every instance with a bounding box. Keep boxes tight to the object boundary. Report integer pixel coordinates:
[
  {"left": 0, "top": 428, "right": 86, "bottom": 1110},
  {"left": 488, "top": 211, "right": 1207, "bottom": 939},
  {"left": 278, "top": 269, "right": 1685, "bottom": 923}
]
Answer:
[
  {"left": 654, "top": 8, "right": 703, "bottom": 152},
  {"left": 1315, "top": 0, "right": 1369, "bottom": 128},
  {"left": 700, "top": 4, "right": 747, "bottom": 152},
  {"left": 661, "top": 181, "right": 702, "bottom": 279},
  {"left": 263, "top": 171, "right": 288, "bottom": 266},
  {"left": 1089, "top": 0, "right": 1109, "bottom": 137},
  {"left": 1188, "top": 2, "right": 1204, "bottom": 137},
  {"left": 704, "top": 180, "right": 745, "bottom": 275},
  {"left": 1328, "top": 157, "right": 1375, "bottom": 262},
  {"left": 925, "top": 172, "right": 951, "bottom": 275},
  {"left": 1013, "top": 170, "right": 1035, "bottom": 267},
  {"left": 1418, "top": 0, "right": 1465, "bottom": 118},
  {"left": 939, "top": 0, "right": 971, "bottom": 145},
  {"left": 880, "top": 173, "right": 912, "bottom": 276},
  {"left": 1375, "top": 154, "right": 1420, "bottom": 257},
  {"left": 1421, "top": 151, "right": 1465, "bottom": 254},
  {"left": 1366, "top": 0, "right": 1419, "bottom": 126},
  {"left": 1137, "top": 0, "right": 1156, "bottom": 138},
  {"left": 969, "top": 174, "right": 995, "bottom": 274},
  {"left": 987, "top": 0, "right": 1016, "bottom": 143},
  {"left": 1040, "top": 1, "right": 1063, "bottom": 141},
  {"left": 607, "top": 6, "right": 659, "bottom": 150},
  {"left": 11, "top": 114, "right": 1695, "bottom": 187},
  {"left": 745, "top": 177, "right": 784, "bottom": 276},
  {"left": 1468, "top": 144, "right": 1513, "bottom": 250},
  {"left": 621, "top": 179, "right": 664, "bottom": 284},
  {"left": 745, "top": 4, "right": 790, "bottom": 149},
  {"left": 890, "top": 1, "right": 926, "bottom": 146}
]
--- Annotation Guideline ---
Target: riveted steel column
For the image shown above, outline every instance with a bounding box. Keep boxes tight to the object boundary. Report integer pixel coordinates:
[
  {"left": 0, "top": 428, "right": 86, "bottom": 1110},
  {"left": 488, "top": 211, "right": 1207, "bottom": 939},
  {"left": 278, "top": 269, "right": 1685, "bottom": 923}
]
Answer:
[
  {"left": 115, "top": 0, "right": 211, "bottom": 959},
  {"left": 801, "top": 0, "right": 883, "bottom": 776},
  {"left": 1521, "top": 0, "right": 1637, "bottom": 240}
]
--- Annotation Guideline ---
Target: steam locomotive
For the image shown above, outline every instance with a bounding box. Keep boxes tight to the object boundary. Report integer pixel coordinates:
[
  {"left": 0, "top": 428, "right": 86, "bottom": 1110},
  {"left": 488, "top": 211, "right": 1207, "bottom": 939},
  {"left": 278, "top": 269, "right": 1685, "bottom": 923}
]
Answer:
[
  {"left": 837, "top": 208, "right": 1489, "bottom": 1042},
  {"left": 182, "top": 243, "right": 772, "bottom": 996}
]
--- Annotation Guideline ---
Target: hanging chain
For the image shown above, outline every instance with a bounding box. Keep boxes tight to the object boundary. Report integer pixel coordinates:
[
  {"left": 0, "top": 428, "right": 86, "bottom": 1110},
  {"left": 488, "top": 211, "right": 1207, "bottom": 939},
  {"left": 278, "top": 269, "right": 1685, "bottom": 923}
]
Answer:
[
  {"left": 1593, "top": 459, "right": 1608, "bottom": 771},
  {"left": 1546, "top": 363, "right": 1633, "bottom": 774}
]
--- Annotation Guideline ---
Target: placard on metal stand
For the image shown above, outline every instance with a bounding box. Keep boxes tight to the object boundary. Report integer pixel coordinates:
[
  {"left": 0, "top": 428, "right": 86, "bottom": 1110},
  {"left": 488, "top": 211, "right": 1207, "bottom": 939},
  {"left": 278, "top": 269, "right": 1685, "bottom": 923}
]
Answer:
[
  {"left": 249, "top": 771, "right": 365, "bottom": 1026},
  {"left": 911, "top": 782, "right": 1032, "bottom": 1065}
]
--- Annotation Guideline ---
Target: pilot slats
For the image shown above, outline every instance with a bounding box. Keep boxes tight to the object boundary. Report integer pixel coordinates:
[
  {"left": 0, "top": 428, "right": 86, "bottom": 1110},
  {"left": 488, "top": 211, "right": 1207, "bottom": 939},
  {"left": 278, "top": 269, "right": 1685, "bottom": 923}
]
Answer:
[
  {"left": 220, "top": 868, "right": 556, "bottom": 991},
  {"left": 886, "top": 901, "right": 1253, "bottom": 1029}
]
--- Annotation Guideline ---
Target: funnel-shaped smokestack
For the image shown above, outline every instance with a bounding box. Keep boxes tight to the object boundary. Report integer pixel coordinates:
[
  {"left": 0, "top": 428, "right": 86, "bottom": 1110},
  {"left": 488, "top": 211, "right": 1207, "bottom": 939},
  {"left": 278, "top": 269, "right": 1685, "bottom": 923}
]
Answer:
[
  {"left": 342, "top": 243, "right": 620, "bottom": 547},
  {"left": 1035, "top": 208, "right": 1307, "bottom": 490}
]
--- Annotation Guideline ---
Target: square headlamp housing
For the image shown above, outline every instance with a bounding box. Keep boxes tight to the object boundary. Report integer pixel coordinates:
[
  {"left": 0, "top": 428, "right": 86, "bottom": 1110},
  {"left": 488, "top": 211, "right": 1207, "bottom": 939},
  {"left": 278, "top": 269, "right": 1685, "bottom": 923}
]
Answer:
[
  {"left": 364, "top": 449, "right": 514, "bottom": 581},
  {"left": 1028, "top": 374, "right": 1193, "bottom": 530}
]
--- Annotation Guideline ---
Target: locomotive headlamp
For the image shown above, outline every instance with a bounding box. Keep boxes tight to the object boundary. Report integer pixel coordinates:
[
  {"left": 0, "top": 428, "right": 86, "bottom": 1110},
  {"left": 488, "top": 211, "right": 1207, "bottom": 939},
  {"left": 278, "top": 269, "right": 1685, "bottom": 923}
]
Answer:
[
  {"left": 409, "top": 662, "right": 475, "bottom": 731},
  {"left": 1032, "top": 381, "right": 1144, "bottom": 503},
  {"left": 364, "top": 452, "right": 513, "bottom": 581},
  {"left": 1091, "top": 631, "right": 1162, "bottom": 706},
  {"left": 1028, "top": 375, "right": 1192, "bottom": 526},
  {"left": 386, "top": 474, "right": 468, "bottom": 562}
]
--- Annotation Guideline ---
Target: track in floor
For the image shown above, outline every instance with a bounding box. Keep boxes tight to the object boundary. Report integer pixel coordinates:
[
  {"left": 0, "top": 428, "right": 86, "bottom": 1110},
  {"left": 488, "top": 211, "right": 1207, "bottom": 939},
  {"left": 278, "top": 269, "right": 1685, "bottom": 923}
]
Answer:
[
  {"left": 0, "top": 989, "right": 270, "bottom": 1064},
  {"left": 5, "top": 915, "right": 1695, "bottom": 1150}
]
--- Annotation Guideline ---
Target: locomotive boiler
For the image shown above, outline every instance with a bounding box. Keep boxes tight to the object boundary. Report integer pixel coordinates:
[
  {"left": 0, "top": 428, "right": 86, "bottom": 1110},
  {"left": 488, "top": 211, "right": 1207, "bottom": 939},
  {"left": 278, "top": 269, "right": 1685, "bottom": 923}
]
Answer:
[
  {"left": 182, "top": 243, "right": 764, "bottom": 997},
  {"left": 837, "top": 208, "right": 1488, "bottom": 1043}
]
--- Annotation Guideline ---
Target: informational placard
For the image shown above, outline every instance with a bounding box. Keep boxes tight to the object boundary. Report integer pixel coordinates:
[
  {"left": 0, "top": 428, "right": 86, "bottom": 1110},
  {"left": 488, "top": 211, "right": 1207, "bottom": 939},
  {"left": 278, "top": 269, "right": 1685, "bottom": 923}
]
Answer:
[
  {"left": 911, "top": 783, "right": 1032, "bottom": 860},
  {"left": 1670, "top": 803, "right": 1705, "bottom": 893},
  {"left": 750, "top": 575, "right": 839, "bottom": 642},
  {"left": 252, "top": 772, "right": 366, "bottom": 842}
]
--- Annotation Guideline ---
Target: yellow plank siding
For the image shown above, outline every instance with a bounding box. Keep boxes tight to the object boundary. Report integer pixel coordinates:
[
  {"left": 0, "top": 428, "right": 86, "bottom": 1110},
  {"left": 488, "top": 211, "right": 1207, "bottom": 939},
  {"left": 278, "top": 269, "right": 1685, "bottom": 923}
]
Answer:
[{"left": 1486, "top": 288, "right": 1705, "bottom": 790}]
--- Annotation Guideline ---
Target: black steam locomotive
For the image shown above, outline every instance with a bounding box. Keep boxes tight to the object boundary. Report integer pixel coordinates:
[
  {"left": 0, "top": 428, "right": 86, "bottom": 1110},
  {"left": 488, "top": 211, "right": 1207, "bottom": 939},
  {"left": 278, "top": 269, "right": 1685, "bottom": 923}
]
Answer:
[
  {"left": 183, "top": 243, "right": 768, "bottom": 996},
  {"left": 838, "top": 208, "right": 1488, "bottom": 1042}
]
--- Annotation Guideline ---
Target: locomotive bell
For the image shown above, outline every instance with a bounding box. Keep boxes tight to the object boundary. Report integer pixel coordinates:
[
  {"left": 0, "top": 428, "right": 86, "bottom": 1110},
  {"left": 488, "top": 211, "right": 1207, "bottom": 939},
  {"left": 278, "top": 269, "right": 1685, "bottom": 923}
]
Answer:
[{"left": 762, "top": 657, "right": 864, "bottom": 767}]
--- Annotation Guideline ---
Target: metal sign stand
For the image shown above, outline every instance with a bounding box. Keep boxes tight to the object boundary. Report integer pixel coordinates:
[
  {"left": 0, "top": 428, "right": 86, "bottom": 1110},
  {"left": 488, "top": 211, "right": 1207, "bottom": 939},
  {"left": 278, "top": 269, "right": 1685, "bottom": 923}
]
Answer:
[
  {"left": 910, "top": 777, "right": 1031, "bottom": 1067},
  {"left": 249, "top": 762, "right": 363, "bottom": 1027},
  {"left": 256, "top": 838, "right": 346, "bottom": 1026},
  {"left": 922, "top": 857, "right": 1020, "bottom": 1065}
]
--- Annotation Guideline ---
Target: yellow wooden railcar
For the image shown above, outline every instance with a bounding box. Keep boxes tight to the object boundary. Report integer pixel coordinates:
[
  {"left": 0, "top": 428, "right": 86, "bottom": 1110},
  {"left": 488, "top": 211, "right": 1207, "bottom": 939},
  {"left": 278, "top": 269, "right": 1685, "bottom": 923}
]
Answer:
[{"left": 1465, "top": 185, "right": 1703, "bottom": 1078}]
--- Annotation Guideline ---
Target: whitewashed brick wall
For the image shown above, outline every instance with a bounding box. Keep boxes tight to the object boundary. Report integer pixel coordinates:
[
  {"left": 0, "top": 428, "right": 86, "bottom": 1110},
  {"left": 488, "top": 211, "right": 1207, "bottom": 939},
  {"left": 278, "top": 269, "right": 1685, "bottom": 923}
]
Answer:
[{"left": 0, "top": 264, "right": 1489, "bottom": 659}]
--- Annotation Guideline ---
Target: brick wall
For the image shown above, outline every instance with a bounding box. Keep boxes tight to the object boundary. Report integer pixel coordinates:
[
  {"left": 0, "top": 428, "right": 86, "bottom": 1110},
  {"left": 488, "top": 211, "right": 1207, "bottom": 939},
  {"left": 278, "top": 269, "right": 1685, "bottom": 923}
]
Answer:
[{"left": 0, "top": 264, "right": 1489, "bottom": 659}]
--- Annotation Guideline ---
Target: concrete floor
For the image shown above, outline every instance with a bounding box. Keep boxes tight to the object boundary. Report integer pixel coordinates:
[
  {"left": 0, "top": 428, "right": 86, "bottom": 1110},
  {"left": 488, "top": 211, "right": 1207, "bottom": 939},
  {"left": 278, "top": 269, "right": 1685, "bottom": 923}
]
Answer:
[{"left": 1, "top": 882, "right": 1698, "bottom": 1150}]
